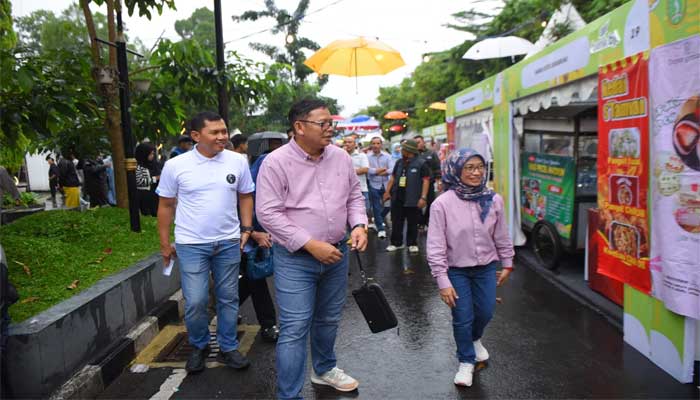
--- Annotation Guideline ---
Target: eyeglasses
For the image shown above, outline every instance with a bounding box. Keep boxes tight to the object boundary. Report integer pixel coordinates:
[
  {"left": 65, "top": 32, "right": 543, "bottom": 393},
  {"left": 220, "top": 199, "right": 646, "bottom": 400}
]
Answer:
[
  {"left": 464, "top": 164, "right": 485, "bottom": 174},
  {"left": 297, "top": 119, "right": 337, "bottom": 130}
]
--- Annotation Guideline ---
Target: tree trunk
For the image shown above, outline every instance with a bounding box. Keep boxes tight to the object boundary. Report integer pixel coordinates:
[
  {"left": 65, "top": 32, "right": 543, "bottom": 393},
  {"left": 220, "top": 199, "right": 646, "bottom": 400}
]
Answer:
[{"left": 81, "top": 0, "right": 128, "bottom": 208}]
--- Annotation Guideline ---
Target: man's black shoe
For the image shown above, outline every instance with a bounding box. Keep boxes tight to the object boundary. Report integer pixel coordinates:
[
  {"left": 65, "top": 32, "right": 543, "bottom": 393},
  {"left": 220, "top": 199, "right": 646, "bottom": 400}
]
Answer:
[
  {"left": 185, "top": 345, "right": 210, "bottom": 374},
  {"left": 216, "top": 349, "right": 251, "bottom": 369},
  {"left": 261, "top": 325, "right": 280, "bottom": 343}
]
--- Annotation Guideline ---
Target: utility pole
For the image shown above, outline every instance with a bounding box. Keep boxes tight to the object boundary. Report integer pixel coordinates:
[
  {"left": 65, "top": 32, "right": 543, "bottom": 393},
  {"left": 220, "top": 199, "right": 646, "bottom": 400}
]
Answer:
[
  {"left": 214, "top": 0, "right": 229, "bottom": 126},
  {"left": 115, "top": 4, "right": 140, "bottom": 232}
]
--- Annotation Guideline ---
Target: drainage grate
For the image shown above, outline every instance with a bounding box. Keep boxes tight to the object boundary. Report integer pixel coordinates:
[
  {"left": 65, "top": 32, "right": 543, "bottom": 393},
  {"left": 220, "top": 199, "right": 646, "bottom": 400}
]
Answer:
[{"left": 155, "top": 328, "right": 245, "bottom": 362}]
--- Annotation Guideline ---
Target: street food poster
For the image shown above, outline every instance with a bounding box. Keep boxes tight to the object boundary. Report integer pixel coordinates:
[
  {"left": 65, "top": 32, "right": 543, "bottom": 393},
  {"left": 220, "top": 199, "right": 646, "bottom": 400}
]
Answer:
[
  {"left": 597, "top": 53, "right": 651, "bottom": 294},
  {"left": 649, "top": 35, "right": 700, "bottom": 319},
  {"left": 520, "top": 152, "right": 576, "bottom": 239}
]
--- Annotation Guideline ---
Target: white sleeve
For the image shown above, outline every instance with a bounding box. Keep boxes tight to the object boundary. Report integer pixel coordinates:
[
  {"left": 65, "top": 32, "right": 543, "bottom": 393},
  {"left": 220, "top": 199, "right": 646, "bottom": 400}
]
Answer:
[
  {"left": 237, "top": 159, "right": 255, "bottom": 194},
  {"left": 155, "top": 161, "right": 177, "bottom": 198},
  {"left": 360, "top": 153, "right": 369, "bottom": 168}
]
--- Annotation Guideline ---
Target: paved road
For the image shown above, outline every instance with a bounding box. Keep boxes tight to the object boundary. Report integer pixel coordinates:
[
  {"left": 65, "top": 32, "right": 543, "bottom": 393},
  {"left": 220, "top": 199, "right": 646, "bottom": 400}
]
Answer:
[{"left": 99, "top": 233, "right": 699, "bottom": 399}]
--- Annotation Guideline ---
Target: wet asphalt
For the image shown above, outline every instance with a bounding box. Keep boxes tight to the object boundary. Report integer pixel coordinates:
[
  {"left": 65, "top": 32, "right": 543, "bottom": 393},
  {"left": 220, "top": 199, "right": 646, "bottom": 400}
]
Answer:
[{"left": 99, "top": 231, "right": 699, "bottom": 399}]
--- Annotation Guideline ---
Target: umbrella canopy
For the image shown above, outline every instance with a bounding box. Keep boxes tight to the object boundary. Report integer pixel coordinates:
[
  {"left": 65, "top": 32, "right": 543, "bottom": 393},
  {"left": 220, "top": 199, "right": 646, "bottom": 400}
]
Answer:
[
  {"left": 331, "top": 115, "right": 345, "bottom": 121},
  {"left": 304, "top": 37, "right": 406, "bottom": 77},
  {"left": 384, "top": 110, "right": 408, "bottom": 120},
  {"left": 429, "top": 102, "right": 447, "bottom": 111},
  {"left": 248, "top": 131, "right": 287, "bottom": 141},
  {"left": 389, "top": 125, "right": 404, "bottom": 133},
  {"left": 462, "top": 36, "right": 535, "bottom": 60},
  {"left": 350, "top": 114, "right": 371, "bottom": 123}
]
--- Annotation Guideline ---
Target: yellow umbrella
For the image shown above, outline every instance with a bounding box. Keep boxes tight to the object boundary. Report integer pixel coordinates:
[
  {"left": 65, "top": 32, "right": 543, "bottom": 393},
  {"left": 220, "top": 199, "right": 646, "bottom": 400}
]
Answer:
[{"left": 304, "top": 37, "right": 405, "bottom": 91}]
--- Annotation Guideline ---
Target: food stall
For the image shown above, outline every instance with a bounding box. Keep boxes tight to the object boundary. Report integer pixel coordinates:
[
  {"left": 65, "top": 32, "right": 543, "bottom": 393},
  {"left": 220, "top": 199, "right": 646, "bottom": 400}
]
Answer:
[
  {"left": 444, "top": 0, "right": 699, "bottom": 383},
  {"left": 515, "top": 76, "right": 599, "bottom": 268}
]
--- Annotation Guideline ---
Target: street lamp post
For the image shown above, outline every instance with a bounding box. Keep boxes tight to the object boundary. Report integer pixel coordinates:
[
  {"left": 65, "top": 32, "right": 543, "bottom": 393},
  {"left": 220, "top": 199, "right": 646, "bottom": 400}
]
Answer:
[
  {"left": 214, "top": 0, "right": 229, "bottom": 126},
  {"left": 115, "top": 8, "right": 140, "bottom": 232}
]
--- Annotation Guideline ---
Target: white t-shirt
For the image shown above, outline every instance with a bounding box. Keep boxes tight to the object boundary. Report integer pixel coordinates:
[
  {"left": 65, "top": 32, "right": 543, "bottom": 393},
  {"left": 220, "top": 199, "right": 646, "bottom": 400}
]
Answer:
[
  {"left": 156, "top": 147, "right": 255, "bottom": 244},
  {"left": 351, "top": 150, "right": 369, "bottom": 192}
]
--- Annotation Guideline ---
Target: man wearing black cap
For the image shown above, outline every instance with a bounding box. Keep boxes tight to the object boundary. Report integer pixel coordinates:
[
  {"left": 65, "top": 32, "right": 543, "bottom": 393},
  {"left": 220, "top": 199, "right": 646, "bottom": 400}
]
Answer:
[
  {"left": 170, "top": 135, "right": 194, "bottom": 159},
  {"left": 383, "top": 139, "right": 431, "bottom": 254}
]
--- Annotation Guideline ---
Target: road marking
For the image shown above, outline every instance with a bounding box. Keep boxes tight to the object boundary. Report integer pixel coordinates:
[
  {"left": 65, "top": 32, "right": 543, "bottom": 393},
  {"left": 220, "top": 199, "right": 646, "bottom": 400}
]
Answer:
[
  {"left": 131, "top": 324, "right": 260, "bottom": 369},
  {"left": 149, "top": 368, "right": 187, "bottom": 400}
]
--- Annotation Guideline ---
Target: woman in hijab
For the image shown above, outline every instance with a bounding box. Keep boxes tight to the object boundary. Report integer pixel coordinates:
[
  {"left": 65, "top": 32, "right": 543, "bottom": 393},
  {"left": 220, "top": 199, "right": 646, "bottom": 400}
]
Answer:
[
  {"left": 390, "top": 142, "right": 401, "bottom": 161},
  {"left": 426, "top": 148, "right": 514, "bottom": 387},
  {"left": 134, "top": 142, "right": 158, "bottom": 216}
]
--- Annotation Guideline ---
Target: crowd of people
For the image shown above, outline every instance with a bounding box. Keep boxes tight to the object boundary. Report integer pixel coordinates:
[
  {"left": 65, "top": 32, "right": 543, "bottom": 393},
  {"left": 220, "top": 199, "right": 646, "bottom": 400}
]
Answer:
[
  {"left": 0, "top": 97, "right": 513, "bottom": 399},
  {"left": 153, "top": 98, "right": 514, "bottom": 399}
]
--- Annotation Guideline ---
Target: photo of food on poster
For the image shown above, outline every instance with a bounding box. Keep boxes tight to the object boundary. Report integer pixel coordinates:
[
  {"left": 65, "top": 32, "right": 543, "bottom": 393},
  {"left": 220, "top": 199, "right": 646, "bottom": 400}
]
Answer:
[
  {"left": 649, "top": 35, "right": 700, "bottom": 319},
  {"left": 596, "top": 53, "right": 651, "bottom": 294},
  {"left": 520, "top": 152, "right": 576, "bottom": 239}
]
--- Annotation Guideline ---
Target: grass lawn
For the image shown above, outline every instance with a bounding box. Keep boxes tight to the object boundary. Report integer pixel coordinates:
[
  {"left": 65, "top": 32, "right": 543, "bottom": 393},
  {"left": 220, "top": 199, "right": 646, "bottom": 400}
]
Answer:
[{"left": 1, "top": 207, "right": 165, "bottom": 323}]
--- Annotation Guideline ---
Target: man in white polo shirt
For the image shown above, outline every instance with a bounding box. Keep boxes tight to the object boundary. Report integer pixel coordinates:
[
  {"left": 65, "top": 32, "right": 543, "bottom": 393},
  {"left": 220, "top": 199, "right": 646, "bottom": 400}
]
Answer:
[{"left": 157, "top": 111, "right": 255, "bottom": 374}]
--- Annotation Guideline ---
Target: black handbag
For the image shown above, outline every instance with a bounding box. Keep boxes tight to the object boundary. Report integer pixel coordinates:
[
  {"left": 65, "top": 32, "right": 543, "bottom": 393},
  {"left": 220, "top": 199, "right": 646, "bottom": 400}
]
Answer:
[{"left": 351, "top": 251, "right": 398, "bottom": 334}]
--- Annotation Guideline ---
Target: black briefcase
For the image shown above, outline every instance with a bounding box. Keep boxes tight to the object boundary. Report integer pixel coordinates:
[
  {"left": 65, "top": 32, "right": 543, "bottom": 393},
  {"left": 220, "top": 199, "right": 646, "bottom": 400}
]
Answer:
[{"left": 351, "top": 251, "right": 397, "bottom": 334}]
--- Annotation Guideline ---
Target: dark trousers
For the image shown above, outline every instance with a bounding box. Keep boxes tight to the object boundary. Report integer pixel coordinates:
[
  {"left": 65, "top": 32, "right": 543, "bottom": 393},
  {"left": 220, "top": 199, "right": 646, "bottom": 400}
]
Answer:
[
  {"left": 49, "top": 179, "right": 58, "bottom": 200},
  {"left": 420, "top": 182, "right": 436, "bottom": 227},
  {"left": 390, "top": 202, "right": 420, "bottom": 247},
  {"left": 137, "top": 189, "right": 157, "bottom": 216},
  {"left": 239, "top": 256, "right": 277, "bottom": 328}
]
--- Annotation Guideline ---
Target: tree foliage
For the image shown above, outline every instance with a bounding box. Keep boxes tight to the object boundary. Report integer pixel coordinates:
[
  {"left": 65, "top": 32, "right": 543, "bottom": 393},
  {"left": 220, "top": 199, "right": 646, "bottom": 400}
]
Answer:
[
  {"left": 364, "top": 0, "right": 630, "bottom": 134},
  {"left": 174, "top": 7, "right": 215, "bottom": 53},
  {"left": 233, "top": 0, "right": 325, "bottom": 87}
]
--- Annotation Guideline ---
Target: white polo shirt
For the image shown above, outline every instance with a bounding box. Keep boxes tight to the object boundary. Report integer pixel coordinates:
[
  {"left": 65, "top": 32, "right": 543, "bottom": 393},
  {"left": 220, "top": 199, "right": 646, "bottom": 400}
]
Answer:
[
  {"left": 351, "top": 150, "right": 369, "bottom": 192},
  {"left": 156, "top": 147, "right": 255, "bottom": 244}
]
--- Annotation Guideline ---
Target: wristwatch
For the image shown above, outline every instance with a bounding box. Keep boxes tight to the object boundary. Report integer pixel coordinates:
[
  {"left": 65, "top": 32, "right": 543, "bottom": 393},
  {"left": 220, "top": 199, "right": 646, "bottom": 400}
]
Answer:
[
  {"left": 352, "top": 224, "right": 366, "bottom": 231},
  {"left": 420, "top": 196, "right": 427, "bottom": 201},
  {"left": 240, "top": 226, "right": 254, "bottom": 233}
]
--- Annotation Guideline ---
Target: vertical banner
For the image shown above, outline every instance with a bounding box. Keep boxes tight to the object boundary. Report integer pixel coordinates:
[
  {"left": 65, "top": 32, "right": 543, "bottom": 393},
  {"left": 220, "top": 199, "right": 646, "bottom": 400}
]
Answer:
[
  {"left": 521, "top": 153, "right": 577, "bottom": 239},
  {"left": 649, "top": 35, "right": 700, "bottom": 319},
  {"left": 597, "top": 53, "right": 651, "bottom": 294}
]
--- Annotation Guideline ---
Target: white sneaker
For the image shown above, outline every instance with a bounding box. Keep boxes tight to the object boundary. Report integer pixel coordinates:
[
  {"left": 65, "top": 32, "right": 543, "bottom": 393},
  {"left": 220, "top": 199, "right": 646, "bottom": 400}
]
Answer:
[
  {"left": 377, "top": 230, "right": 387, "bottom": 239},
  {"left": 408, "top": 245, "right": 419, "bottom": 254},
  {"left": 474, "top": 339, "right": 489, "bottom": 362},
  {"left": 386, "top": 244, "right": 404, "bottom": 252},
  {"left": 368, "top": 223, "right": 377, "bottom": 231},
  {"left": 310, "top": 367, "right": 359, "bottom": 392},
  {"left": 453, "top": 363, "right": 474, "bottom": 386}
]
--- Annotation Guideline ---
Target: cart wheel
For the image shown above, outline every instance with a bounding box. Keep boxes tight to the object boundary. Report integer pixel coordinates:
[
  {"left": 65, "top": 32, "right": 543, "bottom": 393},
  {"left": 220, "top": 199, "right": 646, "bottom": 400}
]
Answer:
[{"left": 531, "top": 221, "right": 562, "bottom": 270}]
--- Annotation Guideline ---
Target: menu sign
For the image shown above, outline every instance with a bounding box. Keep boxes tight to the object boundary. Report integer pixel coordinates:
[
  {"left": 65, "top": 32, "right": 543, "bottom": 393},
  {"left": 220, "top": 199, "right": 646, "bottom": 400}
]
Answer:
[
  {"left": 521, "top": 152, "right": 576, "bottom": 239},
  {"left": 649, "top": 36, "right": 700, "bottom": 319},
  {"left": 597, "top": 53, "right": 651, "bottom": 294}
]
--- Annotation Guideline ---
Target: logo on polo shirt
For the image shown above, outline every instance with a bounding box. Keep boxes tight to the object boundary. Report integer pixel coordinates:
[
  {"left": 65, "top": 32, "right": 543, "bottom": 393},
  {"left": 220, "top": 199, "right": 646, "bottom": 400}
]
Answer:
[{"left": 226, "top": 174, "right": 236, "bottom": 184}]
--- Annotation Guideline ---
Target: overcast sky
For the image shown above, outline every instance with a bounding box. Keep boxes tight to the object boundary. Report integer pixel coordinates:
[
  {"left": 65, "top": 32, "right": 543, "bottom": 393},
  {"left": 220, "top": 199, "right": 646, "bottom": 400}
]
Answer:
[{"left": 13, "top": 0, "right": 499, "bottom": 116}]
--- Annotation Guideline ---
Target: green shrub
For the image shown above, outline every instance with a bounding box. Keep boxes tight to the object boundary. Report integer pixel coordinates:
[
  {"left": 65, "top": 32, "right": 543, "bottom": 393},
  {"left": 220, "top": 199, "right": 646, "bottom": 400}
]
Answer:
[
  {"left": 2, "top": 191, "right": 40, "bottom": 208},
  {"left": 1, "top": 207, "right": 167, "bottom": 323}
]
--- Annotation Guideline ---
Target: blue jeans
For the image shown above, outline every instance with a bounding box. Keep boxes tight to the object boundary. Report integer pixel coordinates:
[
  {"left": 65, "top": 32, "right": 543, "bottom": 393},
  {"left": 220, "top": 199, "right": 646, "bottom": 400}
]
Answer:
[
  {"left": 176, "top": 240, "right": 241, "bottom": 352},
  {"left": 273, "top": 243, "right": 349, "bottom": 400},
  {"left": 448, "top": 261, "right": 498, "bottom": 364},
  {"left": 368, "top": 185, "right": 386, "bottom": 231}
]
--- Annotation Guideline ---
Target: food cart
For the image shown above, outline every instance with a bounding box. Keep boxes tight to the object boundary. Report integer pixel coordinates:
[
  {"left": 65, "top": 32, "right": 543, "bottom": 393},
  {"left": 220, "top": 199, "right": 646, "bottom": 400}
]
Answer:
[{"left": 517, "top": 93, "right": 598, "bottom": 268}]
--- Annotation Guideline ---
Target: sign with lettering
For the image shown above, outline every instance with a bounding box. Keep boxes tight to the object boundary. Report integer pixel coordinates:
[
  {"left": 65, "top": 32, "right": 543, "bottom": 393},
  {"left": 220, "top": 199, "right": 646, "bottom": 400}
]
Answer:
[
  {"left": 597, "top": 53, "right": 651, "bottom": 294},
  {"left": 520, "top": 152, "right": 576, "bottom": 239},
  {"left": 649, "top": 35, "right": 700, "bottom": 319}
]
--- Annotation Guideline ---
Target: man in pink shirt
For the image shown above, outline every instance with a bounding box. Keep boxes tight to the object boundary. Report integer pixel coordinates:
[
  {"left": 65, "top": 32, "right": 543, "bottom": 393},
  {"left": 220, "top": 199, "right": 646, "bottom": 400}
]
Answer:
[{"left": 256, "top": 99, "right": 368, "bottom": 399}]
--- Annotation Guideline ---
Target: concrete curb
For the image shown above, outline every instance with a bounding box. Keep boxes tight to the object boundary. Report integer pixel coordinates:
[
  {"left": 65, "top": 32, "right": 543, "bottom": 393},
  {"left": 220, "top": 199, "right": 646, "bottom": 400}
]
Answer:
[{"left": 50, "top": 290, "right": 185, "bottom": 400}]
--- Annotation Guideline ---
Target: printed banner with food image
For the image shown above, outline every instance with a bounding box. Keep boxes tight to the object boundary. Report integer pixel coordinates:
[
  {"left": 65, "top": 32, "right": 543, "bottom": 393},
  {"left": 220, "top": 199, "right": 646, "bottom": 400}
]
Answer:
[
  {"left": 649, "top": 35, "right": 700, "bottom": 319},
  {"left": 520, "top": 152, "right": 576, "bottom": 239},
  {"left": 597, "top": 53, "right": 651, "bottom": 293}
]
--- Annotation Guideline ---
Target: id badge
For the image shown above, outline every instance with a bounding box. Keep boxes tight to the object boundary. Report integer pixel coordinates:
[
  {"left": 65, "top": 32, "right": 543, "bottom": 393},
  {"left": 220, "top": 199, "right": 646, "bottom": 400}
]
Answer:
[{"left": 398, "top": 176, "right": 407, "bottom": 187}]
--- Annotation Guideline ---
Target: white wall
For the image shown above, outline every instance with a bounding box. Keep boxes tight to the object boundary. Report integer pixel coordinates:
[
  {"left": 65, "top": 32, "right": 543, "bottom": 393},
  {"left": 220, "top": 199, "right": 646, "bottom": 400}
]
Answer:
[{"left": 25, "top": 151, "right": 51, "bottom": 191}]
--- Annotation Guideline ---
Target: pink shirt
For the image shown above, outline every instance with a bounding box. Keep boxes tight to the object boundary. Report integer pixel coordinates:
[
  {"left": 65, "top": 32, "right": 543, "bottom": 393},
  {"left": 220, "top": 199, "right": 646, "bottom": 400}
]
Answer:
[
  {"left": 427, "top": 190, "right": 515, "bottom": 289},
  {"left": 255, "top": 139, "right": 368, "bottom": 252}
]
